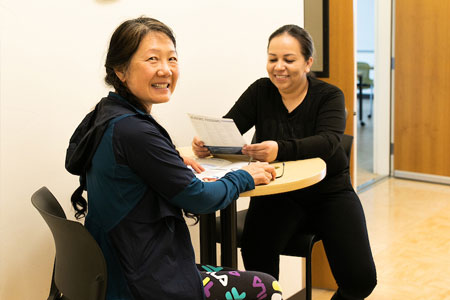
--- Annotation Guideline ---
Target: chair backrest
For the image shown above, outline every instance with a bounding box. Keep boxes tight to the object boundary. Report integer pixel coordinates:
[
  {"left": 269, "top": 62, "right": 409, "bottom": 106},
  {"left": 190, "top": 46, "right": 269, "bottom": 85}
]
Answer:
[
  {"left": 31, "top": 186, "right": 107, "bottom": 300},
  {"left": 357, "top": 62, "right": 373, "bottom": 86}
]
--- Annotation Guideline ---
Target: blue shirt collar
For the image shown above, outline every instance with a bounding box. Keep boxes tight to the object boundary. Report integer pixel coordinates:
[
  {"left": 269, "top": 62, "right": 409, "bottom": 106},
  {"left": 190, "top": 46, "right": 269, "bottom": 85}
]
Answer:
[{"left": 108, "top": 91, "right": 148, "bottom": 116}]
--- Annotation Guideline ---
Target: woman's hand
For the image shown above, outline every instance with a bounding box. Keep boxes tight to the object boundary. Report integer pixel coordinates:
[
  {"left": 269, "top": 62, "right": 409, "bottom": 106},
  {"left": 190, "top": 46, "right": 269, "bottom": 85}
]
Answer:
[
  {"left": 181, "top": 156, "right": 205, "bottom": 173},
  {"left": 192, "top": 136, "right": 211, "bottom": 158},
  {"left": 241, "top": 162, "right": 276, "bottom": 186},
  {"left": 242, "top": 141, "right": 278, "bottom": 162}
]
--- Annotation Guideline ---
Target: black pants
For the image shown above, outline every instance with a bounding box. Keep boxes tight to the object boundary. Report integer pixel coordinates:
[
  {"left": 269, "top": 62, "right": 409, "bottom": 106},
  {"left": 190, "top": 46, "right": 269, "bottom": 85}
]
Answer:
[{"left": 240, "top": 188, "right": 377, "bottom": 300}]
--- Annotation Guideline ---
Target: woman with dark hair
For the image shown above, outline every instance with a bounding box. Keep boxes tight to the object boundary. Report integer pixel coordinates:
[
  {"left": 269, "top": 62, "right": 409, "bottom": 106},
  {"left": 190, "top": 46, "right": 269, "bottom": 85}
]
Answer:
[
  {"left": 66, "top": 17, "right": 283, "bottom": 300},
  {"left": 193, "top": 24, "right": 377, "bottom": 300}
]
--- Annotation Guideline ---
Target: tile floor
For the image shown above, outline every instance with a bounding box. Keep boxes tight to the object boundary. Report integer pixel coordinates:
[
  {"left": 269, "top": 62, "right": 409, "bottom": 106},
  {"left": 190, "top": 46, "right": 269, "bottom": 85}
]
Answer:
[
  {"left": 310, "top": 177, "right": 450, "bottom": 300},
  {"left": 356, "top": 97, "right": 379, "bottom": 187}
]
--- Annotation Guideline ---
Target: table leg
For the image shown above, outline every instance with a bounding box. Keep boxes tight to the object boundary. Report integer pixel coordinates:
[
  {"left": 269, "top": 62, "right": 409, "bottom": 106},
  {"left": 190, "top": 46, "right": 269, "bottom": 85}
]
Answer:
[
  {"left": 199, "top": 213, "right": 217, "bottom": 266},
  {"left": 220, "top": 201, "right": 238, "bottom": 269}
]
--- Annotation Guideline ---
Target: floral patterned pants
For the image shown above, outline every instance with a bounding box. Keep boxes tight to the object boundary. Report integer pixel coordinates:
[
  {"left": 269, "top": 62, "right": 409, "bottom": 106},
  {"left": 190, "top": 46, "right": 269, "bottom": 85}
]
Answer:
[{"left": 197, "top": 264, "right": 283, "bottom": 300}]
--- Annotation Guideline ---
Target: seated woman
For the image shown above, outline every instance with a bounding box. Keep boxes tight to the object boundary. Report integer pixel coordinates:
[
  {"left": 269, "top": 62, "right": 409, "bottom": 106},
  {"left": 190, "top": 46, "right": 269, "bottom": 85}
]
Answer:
[
  {"left": 192, "top": 25, "right": 377, "bottom": 300},
  {"left": 66, "top": 16, "right": 282, "bottom": 300}
]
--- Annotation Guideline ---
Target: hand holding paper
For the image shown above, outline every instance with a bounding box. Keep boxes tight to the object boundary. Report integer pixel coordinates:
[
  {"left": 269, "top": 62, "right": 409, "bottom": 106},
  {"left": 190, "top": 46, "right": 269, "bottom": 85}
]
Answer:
[
  {"left": 191, "top": 136, "right": 211, "bottom": 158},
  {"left": 188, "top": 114, "right": 247, "bottom": 155},
  {"left": 242, "top": 141, "right": 279, "bottom": 162}
]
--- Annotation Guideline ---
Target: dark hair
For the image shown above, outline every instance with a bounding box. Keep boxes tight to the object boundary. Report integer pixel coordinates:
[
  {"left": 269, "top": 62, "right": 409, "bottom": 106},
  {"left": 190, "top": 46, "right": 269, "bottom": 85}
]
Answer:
[
  {"left": 268, "top": 24, "right": 315, "bottom": 61},
  {"left": 104, "top": 16, "right": 177, "bottom": 112}
]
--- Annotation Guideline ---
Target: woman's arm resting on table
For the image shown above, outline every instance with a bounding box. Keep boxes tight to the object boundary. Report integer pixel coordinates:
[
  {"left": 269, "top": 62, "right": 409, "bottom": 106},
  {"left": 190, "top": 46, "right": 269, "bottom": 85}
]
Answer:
[
  {"left": 169, "top": 163, "right": 275, "bottom": 214},
  {"left": 181, "top": 155, "right": 205, "bottom": 173},
  {"left": 169, "top": 170, "right": 254, "bottom": 214}
]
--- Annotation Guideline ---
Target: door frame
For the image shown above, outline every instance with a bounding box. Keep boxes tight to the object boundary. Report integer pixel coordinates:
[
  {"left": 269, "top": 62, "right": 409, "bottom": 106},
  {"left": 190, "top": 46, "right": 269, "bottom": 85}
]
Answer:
[{"left": 373, "top": 0, "right": 392, "bottom": 178}]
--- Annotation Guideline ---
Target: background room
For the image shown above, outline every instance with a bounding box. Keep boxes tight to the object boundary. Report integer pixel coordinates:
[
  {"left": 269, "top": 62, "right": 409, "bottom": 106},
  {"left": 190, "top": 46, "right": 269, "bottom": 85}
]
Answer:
[{"left": 0, "top": 0, "right": 308, "bottom": 298}]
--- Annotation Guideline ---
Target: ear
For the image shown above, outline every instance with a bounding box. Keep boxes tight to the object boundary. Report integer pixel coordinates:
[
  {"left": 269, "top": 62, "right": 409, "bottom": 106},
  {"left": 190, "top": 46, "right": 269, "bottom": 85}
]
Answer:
[
  {"left": 114, "top": 69, "right": 126, "bottom": 83},
  {"left": 306, "top": 57, "right": 314, "bottom": 72}
]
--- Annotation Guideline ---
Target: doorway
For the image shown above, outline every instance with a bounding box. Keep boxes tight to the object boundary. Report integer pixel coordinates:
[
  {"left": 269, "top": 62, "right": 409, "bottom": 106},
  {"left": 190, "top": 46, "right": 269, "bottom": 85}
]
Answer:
[
  {"left": 355, "top": 0, "right": 392, "bottom": 190},
  {"left": 356, "top": 0, "right": 378, "bottom": 189}
]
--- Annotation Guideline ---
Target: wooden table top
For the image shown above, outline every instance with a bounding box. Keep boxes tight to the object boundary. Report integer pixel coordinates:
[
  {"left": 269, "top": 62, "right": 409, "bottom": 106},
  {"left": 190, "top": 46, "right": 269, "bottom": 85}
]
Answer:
[{"left": 178, "top": 147, "right": 327, "bottom": 197}]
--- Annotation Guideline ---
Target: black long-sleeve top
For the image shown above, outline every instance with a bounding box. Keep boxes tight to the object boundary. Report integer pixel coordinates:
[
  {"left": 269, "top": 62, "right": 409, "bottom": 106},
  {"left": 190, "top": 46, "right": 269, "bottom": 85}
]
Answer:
[{"left": 224, "top": 76, "right": 352, "bottom": 193}]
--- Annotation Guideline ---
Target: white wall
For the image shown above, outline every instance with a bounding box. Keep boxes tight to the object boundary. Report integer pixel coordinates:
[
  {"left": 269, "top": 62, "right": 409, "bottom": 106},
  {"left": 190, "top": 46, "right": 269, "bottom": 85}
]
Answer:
[
  {"left": 0, "top": 0, "right": 304, "bottom": 299},
  {"left": 357, "top": 0, "right": 375, "bottom": 50},
  {"left": 356, "top": 0, "right": 375, "bottom": 67}
]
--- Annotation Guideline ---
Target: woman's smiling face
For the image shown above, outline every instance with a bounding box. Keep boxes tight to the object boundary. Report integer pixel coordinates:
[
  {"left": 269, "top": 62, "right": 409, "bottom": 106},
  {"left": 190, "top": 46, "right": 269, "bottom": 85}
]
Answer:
[
  {"left": 266, "top": 33, "right": 313, "bottom": 95},
  {"left": 115, "top": 31, "right": 179, "bottom": 112}
]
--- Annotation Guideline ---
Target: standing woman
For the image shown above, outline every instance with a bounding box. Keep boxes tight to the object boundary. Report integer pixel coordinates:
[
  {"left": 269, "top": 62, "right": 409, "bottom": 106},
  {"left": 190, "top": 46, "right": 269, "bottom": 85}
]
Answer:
[
  {"left": 193, "top": 25, "right": 377, "bottom": 300},
  {"left": 66, "top": 17, "right": 283, "bottom": 300}
]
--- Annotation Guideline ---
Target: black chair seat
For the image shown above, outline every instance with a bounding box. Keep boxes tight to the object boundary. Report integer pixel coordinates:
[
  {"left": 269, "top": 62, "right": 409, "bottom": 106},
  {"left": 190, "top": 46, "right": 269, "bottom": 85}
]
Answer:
[
  {"left": 282, "top": 232, "right": 318, "bottom": 258},
  {"left": 215, "top": 209, "right": 318, "bottom": 300},
  {"left": 215, "top": 209, "right": 246, "bottom": 247},
  {"left": 215, "top": 210, "right": 316, "bottom": 257}
]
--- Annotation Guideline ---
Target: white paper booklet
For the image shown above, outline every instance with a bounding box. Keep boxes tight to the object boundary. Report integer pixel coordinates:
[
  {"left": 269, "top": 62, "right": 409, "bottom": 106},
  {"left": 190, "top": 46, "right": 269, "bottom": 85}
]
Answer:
[
  {"left": 188, "top": 113, "right": 247, "bottom": 155},
  {"left": 191, "top": 158, "right": 248, "bottom": 182}
]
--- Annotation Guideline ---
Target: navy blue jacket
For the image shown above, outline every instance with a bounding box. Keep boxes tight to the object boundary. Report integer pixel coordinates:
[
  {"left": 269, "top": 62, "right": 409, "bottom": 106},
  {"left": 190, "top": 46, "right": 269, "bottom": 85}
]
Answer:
[{"left": 66, "top": 92, "right": 254, "bottom": 300}]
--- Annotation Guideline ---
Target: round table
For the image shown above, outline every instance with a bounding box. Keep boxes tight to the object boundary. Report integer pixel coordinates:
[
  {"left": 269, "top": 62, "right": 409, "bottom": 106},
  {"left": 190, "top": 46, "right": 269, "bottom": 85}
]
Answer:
[{"left": 178, "top": 147, "right": 327, "bottom": 268}]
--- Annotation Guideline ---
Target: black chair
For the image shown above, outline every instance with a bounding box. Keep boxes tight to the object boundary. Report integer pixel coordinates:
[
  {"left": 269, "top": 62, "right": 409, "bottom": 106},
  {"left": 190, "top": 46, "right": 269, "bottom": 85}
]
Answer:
[
  {"left": 31, "top": 186, "right": 107, "bottom": 300},
  {"left": 215, "top": 134, "right": 353, "bottom": 300}
]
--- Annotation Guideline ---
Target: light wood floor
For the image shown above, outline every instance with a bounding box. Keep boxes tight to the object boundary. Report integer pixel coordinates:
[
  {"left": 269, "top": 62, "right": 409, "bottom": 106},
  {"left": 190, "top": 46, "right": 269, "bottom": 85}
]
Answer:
[{"left": 311, "top": 177, "right": 450, "bottom": 300}]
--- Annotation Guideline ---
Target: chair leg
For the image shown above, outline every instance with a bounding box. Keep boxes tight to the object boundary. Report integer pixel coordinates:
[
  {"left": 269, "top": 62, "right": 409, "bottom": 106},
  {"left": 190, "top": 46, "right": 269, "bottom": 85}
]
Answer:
[
  {"left": 305, "top": 253, "right": 312, "bottom": 300},
  {"left": 368, "top": 85, "right": 373, "bottom": 119},
  {"left": 358, "top": 82, "right": 365, "bottom": 126},
  {"left": 305, "top": 235, "right": 320, "bottom": 300}
]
